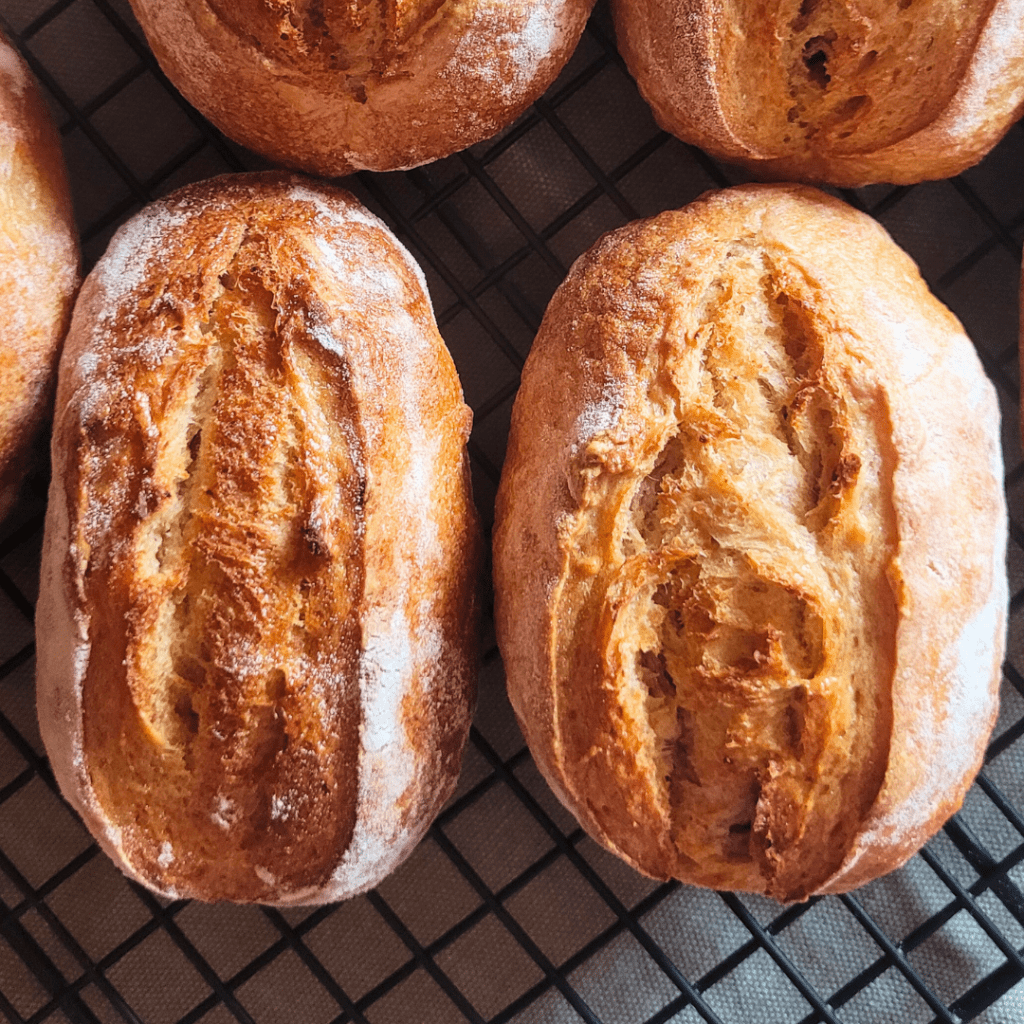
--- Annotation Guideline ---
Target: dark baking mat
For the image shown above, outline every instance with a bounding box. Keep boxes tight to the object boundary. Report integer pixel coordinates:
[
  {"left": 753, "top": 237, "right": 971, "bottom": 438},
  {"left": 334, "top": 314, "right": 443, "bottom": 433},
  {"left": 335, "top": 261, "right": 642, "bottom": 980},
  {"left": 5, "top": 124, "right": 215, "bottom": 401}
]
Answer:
[{"left": 1, "top": 1, "right": 1023, "bottom": 1022}]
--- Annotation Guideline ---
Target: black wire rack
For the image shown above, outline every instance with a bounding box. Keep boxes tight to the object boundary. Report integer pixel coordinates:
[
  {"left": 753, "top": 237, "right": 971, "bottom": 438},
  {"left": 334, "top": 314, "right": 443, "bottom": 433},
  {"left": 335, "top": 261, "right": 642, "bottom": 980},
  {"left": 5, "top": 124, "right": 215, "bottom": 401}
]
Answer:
[{"left": 1, "top": 1, "right": 1023, "bottom": 1022}]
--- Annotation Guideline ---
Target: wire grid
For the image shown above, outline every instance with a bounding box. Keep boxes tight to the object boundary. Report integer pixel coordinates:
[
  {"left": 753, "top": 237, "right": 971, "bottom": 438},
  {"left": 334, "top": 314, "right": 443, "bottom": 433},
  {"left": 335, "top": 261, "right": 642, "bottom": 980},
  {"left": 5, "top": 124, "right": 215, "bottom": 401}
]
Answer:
[{"left": 0, "top": 1, "right": 1022, "bottom": 1022}]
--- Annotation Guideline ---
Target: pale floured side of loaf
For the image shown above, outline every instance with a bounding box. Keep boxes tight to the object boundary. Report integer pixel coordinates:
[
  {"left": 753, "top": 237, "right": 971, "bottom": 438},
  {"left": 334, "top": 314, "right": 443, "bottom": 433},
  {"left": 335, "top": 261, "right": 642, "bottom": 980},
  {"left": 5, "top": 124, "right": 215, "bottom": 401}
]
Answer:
[
  {"left": 494, "top": 184, "right": 1006, "bottom": 902},
  {"left": 37, "top": 173, "right": 481, "bottom": 904},
  {"left": 612, "top": 0, "right": 1024, "bottom": 186},
  {"left": 127, "top": 0, "right": 595, "bottom": 175},
  {"left": 0, "top": 33, "right": 79, "bottom": 519}
]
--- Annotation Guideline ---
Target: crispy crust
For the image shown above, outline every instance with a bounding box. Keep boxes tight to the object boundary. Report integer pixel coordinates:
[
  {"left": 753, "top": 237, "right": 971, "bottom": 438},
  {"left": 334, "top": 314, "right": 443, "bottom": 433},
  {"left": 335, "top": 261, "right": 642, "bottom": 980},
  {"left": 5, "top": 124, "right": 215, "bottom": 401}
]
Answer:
[
  {"left": 612, "top": 0, "right": 1024, "bottom": 187},
  {"left": 36, "top": 172, "right": 482, "bottom": 904},
  {"left": 0, "top": 33, "right": 80, "bottom": 519},
  {"left": 127, "top": 0, "right": 595, "bottom": 176},
  {"left": 494, "top": 184, "right": 1006, "bottom": 901}
]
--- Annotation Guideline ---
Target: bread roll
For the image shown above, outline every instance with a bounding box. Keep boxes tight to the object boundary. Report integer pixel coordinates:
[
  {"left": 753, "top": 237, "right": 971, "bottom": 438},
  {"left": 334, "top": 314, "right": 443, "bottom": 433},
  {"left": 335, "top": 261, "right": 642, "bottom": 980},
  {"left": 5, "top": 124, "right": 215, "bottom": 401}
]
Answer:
[
  {"left": 37, "top": 172, "right": 482, "bottom": 904},
  {"left": 0, "top": 33, "right": 79, "bottom": 520},
  {"left": 613, "top": 0, "right": 1024, "bottom": 186},
  {"left": 494, "top": 184, "right": 1007, "bottom": 902},
  {"left": 126, "top": 0, "right": 595, "bottom": 176}
]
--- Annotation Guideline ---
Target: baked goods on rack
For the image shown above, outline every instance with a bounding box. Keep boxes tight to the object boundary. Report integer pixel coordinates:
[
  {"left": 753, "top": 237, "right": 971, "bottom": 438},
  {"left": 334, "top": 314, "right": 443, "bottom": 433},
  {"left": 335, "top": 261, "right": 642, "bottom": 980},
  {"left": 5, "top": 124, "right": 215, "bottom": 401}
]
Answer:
[
  {"left": 0, "top": 32, "right": 80, "bottom": 520},
  {"left": 494, "top": 183, "right": 1007, "bottom": 901},
  {"left": 612, "top": 0, "right": 1024, "bottom": 186},
  {"left": 36, "top": 172, "right": 482, "bottom": 904},
  {"left": 127, "top": 0, "right": 595, "bottom": 176}
]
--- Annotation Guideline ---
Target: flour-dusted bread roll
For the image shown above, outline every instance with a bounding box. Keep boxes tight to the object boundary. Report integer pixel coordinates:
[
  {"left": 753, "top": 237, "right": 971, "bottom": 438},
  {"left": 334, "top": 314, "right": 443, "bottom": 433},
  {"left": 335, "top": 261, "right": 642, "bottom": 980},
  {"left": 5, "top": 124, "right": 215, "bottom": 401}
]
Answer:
[
  {"left": 127, "top": 0, "right": 595, "bottom": 176},
  {"left": 0, "top": 33, "right": 79, "bottom": 520},
  {"left": 494, "top": 184, "right": 1007, "bottom": 903},
  {"left": 613, "top": 0, "right": 1024, "bottom": 187},
  {"left": 37, "top": 173, "right": 482, "bottom": 904}
]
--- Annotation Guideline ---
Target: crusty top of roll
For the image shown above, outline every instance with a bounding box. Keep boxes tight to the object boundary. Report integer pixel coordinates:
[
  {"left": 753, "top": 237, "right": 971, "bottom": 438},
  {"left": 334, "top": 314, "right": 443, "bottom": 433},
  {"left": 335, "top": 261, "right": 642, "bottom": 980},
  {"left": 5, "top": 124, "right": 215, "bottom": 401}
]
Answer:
[
  {"left": 0, "top": 33, "right": 79, "bottom": 519},
  {"left": 494, "top": 184, "right": 1006, "bottom": 901},
  {"left": 128, "top": 0, "right": 595, "bottom": 175},
  {"left": 613, "top": 0, "right": 1024, "bottom": 186},
  {"left": 37, "top": 173, "right": 481, "bottom": 904}
]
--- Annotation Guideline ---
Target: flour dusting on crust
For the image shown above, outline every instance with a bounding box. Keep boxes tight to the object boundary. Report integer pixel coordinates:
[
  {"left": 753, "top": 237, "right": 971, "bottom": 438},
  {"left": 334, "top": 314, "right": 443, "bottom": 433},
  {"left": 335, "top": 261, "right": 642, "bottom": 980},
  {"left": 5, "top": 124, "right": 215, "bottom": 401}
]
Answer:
[
  {"left": 570, "top": 385, "right": 625, "bottom": 452},
  {"left": 445, "top": 1, "right": 569, "bottom": 105},
  {"left": 92, "top": 204, "right": 191, "bottom": 314}
]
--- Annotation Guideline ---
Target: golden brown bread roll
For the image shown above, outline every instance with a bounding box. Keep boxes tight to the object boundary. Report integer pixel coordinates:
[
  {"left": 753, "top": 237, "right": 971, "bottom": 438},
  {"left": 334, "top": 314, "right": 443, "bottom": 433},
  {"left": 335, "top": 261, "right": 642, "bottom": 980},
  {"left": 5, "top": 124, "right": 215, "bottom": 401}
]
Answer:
[
  {"left": 36, "top": 172, "right": 482, "bottom": 904},
  {"left": 494, "top": 184, "right": 1007, "bottom": 902},
  {"left": 126, "top": 0, "right": 595, "bottom": 176},
  {"left": 612, "top": 0, "right": 1024, "bottom": 186},
  {"left": 0, "top": 33, "right": 80, "bottom": 520}
]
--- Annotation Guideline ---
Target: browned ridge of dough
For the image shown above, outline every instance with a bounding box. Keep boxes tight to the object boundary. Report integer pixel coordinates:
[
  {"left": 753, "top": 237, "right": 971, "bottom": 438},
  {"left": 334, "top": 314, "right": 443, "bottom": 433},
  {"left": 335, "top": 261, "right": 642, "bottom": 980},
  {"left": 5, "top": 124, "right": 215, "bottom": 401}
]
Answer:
[
  {"left": 552, "top": 242, "right": 897, "bottom": 901},
  {"left": 717, "top": 0, "right": 994, "bottom": 157},
  {"left": 205, "top": 0, "right": 449, "bottom": 76},
  {"left": 79, "top": 237, "right": 366, "bottom": 900}
]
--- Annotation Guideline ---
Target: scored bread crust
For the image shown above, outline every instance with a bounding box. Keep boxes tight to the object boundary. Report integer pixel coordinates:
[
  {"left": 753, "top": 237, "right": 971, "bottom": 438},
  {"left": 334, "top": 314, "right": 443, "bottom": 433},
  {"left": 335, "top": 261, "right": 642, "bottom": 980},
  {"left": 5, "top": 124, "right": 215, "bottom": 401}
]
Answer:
[
  {"left": 494, "top": 184, "right": 1007, "bottom": 902},
  {"left": 37, "top": 172, "right": 482, "bottom": 904},
  {"left": 127, "top": 0, "right": 595, "bottom": 176},
  {"left": 0, "top": 33, "right": 80, "bottom": 519},
  {"left": 612, "top": 0, "right": 1024, "bottom": 187}
]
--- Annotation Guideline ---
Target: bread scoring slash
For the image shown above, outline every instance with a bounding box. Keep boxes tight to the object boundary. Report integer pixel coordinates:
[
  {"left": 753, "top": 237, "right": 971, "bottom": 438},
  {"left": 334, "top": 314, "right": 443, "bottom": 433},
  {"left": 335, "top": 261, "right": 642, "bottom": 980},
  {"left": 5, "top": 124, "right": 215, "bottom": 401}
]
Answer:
[
  {"left": 36, "top": 173, "right": 482, "bottom": 904},
  {"left": 494, "top": 184, "right": 1007, "bottom": 902}
]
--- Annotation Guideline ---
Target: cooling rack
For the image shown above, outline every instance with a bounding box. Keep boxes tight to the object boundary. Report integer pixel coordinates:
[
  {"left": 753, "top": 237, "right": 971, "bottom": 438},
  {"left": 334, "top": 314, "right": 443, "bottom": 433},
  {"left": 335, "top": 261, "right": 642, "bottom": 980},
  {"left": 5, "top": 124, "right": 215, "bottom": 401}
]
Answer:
[{"left": 1, "top": 1, "right": 1023, "bottom": 1022}]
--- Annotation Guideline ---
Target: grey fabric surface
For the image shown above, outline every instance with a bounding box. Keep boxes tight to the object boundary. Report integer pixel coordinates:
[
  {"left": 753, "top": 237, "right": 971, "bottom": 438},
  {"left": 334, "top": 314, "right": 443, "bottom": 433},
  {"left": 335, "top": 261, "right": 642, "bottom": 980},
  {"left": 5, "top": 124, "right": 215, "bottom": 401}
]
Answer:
[{"left": 1, "top": 1, "right": 1023, "bottom": 1022}]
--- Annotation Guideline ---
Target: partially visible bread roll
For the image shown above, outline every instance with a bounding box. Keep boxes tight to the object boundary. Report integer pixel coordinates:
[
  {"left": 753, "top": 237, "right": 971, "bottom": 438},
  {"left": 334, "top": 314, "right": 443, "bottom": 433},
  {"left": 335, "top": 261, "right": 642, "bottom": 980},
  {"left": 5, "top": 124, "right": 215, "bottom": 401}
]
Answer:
[
  {"left": 127, "top": 0, "right": 595, "bottom": 176},
  {"left": 613, "top": 0, "right": 1024, "bottom": 186},
  {"left": 37, "top": 173, "right": 481, "bottom": 904},
  {"left": 494, "top": 184, "right": 1007, "bottom": 902},
  {"left": 0, "top": 33, "right": 79, "bottom": 520}
]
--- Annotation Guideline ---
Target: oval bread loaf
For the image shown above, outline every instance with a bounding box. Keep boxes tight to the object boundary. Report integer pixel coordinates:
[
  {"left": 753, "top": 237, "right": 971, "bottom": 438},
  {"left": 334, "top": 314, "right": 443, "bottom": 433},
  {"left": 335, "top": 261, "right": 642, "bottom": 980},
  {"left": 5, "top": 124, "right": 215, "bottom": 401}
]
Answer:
[
  {"left": 0, "top": 32, "right": 80, "bottom": 520},
  {"left": 37, "top": 172, "right": 482, "bottom": 904},
  {"left": 494, "top": 184, "right": 1007, "bottom": 902},
  {"left": 613, "top": 0, "right": 1024, "bottom": 186},
  {"left": 127, "top": 0, "right": 595, "bottom": 176}
]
